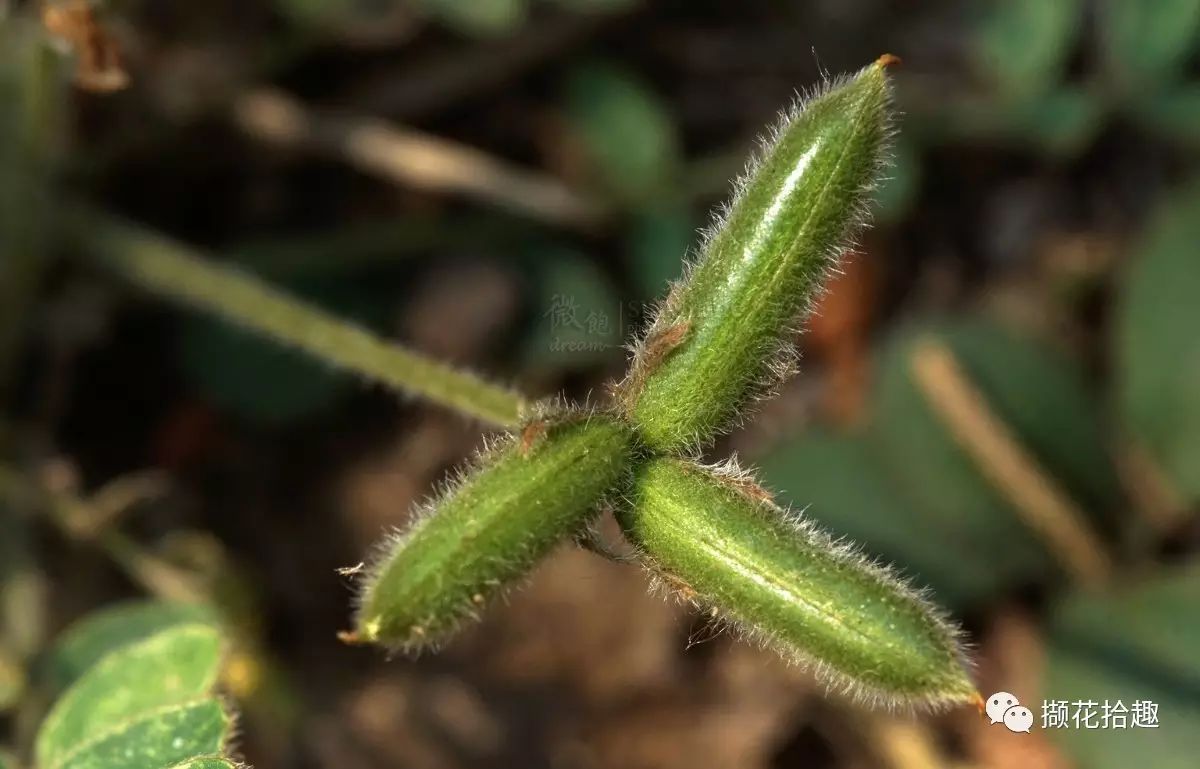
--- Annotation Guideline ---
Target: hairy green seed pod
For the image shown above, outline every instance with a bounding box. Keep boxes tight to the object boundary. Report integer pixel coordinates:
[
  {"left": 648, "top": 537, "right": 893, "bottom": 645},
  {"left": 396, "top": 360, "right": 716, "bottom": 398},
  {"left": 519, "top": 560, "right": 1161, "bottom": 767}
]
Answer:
[
  {"left": 618, "top": 457, "right": 976, "bottom": 709},
  {"left": 618, "top": 58, "right": 895, "bottom": 452},
  {"left": 355, "top": 414, "right": 635, "bottom": 650}
]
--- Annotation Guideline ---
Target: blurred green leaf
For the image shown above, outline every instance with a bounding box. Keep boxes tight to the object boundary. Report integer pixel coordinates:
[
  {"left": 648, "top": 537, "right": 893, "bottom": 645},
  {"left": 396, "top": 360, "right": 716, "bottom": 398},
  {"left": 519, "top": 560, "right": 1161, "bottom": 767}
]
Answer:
[
  {"left": 1116, "top": 182, "right": 1200, "bottom": 503},
  {"left": 417, "top": 0, "right": 528, "bottom": 36},
  {"left": 1044, "top": 563, "right": 1200, "bottom": 769},
  {"left": 36, "top": 624, "right": 228, "bottom": 769},
  {"left": 0, "top": 749, "right": 16, "bottom": 769},
  {"left": 181, "top": 316, "right": 345, "bottom": 424},
  {"left": 521, "top": 248, "right": 623, "bottom": 370},
  {"left": 1018, "top": 89, "right": 1107, "bottom": 157},
  {"left": 44, "top": 600, "right": 219, "bottom": 692},
  {"left": 970, "top": 0, "right": 1083, "bottom": 100},
  {"left": 757, "top": 429, "right": 1005, "bottom": 608},
  {"left": 564, "top": 62, "right": 681, "bottom": 202},
  {"left": 868, "top": 320, "right": 1120, "bottom": 594},
  {"left": 626, "top": 204, "right": 695, "bottom": 301},
  {"left": 1139, "top": 84, "right": 1200, "bottom": 147},
  {"left": 941, "top": 88, "right": 1106, "bottom": 158},
  {"left": 179, "top": 274, "right": 391, "bottom": 424},
  {"left": 1099, "top": 0, "right": 1200, "bottom": 93}
]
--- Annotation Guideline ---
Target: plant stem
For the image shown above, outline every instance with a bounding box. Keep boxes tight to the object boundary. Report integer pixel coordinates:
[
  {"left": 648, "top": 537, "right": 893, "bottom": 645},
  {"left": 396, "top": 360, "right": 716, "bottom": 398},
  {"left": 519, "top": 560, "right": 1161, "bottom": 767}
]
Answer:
[
  {"left": 0, "top": 462, "right": 207, "bottom": 604},
  {"left": 0, "top": 26, "right": 64, "bottom": 399},
  {"left": 69, "top": 208, "right": 529, "bottom": 427}
]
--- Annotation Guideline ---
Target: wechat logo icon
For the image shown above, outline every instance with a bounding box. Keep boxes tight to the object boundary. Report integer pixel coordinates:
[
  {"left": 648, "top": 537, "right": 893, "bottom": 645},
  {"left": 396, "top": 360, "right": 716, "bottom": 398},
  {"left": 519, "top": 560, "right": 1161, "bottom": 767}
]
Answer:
[{"left": 987, "top": 691, "right": 1032, "bottom": 733}]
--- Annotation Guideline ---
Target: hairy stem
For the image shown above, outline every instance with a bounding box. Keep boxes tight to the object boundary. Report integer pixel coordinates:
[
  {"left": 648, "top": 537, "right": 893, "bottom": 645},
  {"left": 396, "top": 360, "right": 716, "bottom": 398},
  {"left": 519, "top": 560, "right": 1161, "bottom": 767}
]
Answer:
[{"left": 68, "top": 208, "right": 529, "bottom": 427}]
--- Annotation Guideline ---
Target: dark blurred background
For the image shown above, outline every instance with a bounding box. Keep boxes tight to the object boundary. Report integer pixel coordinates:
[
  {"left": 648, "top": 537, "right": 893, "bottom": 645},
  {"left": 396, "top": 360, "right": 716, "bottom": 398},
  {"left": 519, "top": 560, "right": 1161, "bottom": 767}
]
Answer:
[{"left": 2, "top": 1, "right": 1199, "bottom": 767}]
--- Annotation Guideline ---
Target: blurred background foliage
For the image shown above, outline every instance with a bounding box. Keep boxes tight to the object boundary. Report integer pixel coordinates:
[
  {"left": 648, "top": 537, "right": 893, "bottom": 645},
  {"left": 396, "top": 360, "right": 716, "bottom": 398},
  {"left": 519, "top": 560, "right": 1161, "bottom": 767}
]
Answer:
[{"left": 1, "top": 1, "right": 1199, "bottom": 768}]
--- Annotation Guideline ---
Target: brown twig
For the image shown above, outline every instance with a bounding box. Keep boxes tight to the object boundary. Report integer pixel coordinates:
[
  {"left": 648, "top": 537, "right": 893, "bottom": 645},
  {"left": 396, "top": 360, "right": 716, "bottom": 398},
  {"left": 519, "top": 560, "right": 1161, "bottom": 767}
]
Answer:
[
  {"left": 1114, "top": 435, "right": 1187, "bottom": 535},
  {"left": 909, "top": 337, "right": 1111, "bottom": 585},
  {"left": 0, "top": 461, "right": 207, "bottom": 603},
  {"left": 230, "top": 88, "right": 610, "bottom": 231}
]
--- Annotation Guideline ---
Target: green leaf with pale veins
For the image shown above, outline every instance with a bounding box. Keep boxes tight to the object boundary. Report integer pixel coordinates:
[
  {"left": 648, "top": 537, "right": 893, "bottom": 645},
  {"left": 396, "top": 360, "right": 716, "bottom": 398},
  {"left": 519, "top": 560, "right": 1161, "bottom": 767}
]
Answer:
[
  {"left": 36, "top": 625, "right": 224, "bottom": 769},
  {"left": 53, "top": 699, "right": 229, "bottom": 769},
  {"left": 44, "top": 601, "right": 219, "bottom": 692},
  {"left": 166, "top": 760, "right": 239, "bottom": 769}
]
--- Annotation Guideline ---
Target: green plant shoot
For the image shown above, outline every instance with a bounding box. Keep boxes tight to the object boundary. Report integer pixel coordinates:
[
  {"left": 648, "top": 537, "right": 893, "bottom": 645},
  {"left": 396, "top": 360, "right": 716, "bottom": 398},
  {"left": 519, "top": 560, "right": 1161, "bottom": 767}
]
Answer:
[
  {"left": 354, "top": 414, "right": 635, "bottom": 650},
  {"left": 619, "top": 457, "right": 976, "bottom": 708},
  {"left": 618, "top": 56, "right": 895, "bottom": 452},
  {"left": 66, "top": 51, "right": 980, "bottom": 714}
]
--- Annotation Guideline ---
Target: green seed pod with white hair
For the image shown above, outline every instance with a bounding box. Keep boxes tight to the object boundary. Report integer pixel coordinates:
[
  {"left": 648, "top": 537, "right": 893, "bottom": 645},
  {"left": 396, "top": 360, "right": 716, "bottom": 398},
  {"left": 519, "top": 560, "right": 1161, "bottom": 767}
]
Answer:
[
  {"left": 354, "top": 413, "right": 636, "bottom": 650},
  {"left": 618, "top": 456, "right": 976, "bottom": 709},
  {"left": 617, "top": 56, "right": 896, "bottom": 453}
]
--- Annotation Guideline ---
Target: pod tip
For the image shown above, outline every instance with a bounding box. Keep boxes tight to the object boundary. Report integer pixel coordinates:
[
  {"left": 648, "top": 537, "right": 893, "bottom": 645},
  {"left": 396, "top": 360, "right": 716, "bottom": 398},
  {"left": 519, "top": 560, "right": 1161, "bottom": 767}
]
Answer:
[{"left": 875, "top": 53, "right": 902, "bottom": 70}]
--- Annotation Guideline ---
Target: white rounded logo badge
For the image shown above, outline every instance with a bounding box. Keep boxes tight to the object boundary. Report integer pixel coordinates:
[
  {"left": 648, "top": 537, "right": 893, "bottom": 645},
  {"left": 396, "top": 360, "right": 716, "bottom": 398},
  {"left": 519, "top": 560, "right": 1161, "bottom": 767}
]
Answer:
[
  {"left": 986, "top": 691, "right": 1019, "bottom": 725},
  {"left": 1003, "top": 705, "right": 1034, "bottom": 733},
  {"left": 986, "top": 691, "right": 1032, "bottom": 733}
]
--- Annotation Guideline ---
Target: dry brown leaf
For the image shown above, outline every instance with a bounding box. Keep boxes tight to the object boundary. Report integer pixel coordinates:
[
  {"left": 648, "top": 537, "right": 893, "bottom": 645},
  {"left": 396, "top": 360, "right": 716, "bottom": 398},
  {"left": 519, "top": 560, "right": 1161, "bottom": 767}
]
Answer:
[{"left": 42, "top": 1, "right": 129, "bottom": 93}]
